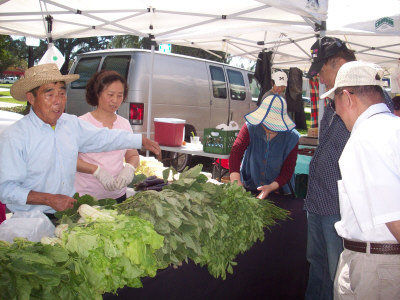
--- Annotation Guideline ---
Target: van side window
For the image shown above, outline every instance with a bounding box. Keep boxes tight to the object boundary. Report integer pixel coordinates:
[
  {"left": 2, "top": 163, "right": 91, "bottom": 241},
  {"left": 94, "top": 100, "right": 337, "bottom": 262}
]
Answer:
[
  {"left": 101, "top": 56, "right": 130, "bottom": 80},
  {"left": 210, "top": 66, "right": 227, "bottom": 99},
  {"left": 227, "top": 69, "right": 246, "bottom": 101},
  {"left": 248, "top": 73, "right": 260, "bottom": 102},
  {"left": 71, "top": 57, "right": 101, "bottom": 89}
]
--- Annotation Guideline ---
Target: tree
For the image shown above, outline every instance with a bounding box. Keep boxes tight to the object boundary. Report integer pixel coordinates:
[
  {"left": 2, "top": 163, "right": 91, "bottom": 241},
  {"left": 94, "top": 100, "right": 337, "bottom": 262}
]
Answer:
[
  {"left": 171, "top": 44, "right": 229, "bottom": 64},
  {"left": 110, "top": 35, "right": 141, "bottom": 49},
  {"left": 0, "top": 35, "right": 27, "bottom": 73},
  {"left": 108, "top": 35, "right": 229, "bottom": 63}
]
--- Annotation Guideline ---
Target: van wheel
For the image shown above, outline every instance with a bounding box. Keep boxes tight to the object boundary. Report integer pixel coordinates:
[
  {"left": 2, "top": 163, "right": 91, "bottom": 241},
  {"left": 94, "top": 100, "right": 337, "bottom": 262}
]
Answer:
[
  {"left": 162, "top": 151, "right": 191, "bottom": 172},
  {"left": 170, "top": 152, "right": 191, "bottom": 172}
]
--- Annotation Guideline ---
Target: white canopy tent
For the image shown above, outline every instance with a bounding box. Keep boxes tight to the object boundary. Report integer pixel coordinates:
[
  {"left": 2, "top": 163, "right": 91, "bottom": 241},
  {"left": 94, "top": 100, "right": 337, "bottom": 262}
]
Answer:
[
  {"left": 0, "top": 0, "right": 398, "bottom": 72},
  {"left": 0, "top": 0, "right": 326, "bottom": 68}
]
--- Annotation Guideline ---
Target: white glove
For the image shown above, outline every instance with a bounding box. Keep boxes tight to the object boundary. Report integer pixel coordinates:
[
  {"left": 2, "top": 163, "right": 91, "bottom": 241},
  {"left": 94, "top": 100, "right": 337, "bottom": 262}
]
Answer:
[
  {"left": 114, "top": 163, "right": 136, "bottom": 190},
  {"left": 93, "top": 166, "right": 117, "bottom": 191}
]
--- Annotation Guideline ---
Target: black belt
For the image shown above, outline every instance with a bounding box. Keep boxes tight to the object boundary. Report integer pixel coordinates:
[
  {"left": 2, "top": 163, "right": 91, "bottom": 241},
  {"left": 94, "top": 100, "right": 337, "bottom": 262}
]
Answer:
[{"left": 343, "top": 238, "right": 400, "bottom": 255}]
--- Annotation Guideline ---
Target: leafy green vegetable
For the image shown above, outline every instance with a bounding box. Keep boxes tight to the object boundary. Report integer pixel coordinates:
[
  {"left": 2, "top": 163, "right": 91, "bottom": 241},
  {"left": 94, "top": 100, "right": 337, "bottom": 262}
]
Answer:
[
  {"left": 54, "top": 193, "right": 116, "bottom": 224},
  {"left": 118, "top": 164, "right": 288, "bottom": 278},
  {"left": 198, "top": 182, "right": 288, "bottom": 279},
  {"left": 128, "top": 173, "right": 147, "bottom": 187},
  {"left": 60, "top": 211, "right": 163, "bottom": 294},
  {"left": 0, "top": 238, "right": 100, "bottom": 300}
]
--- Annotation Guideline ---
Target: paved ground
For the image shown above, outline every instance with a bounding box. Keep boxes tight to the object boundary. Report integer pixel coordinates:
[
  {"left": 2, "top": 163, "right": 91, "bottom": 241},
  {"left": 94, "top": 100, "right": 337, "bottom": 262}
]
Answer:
[
  {"left": 0, "top": 102, "right": 23, "bottom": 108},
  {"left": 0, "top": 87, "right": 24, "bottom": 108}
]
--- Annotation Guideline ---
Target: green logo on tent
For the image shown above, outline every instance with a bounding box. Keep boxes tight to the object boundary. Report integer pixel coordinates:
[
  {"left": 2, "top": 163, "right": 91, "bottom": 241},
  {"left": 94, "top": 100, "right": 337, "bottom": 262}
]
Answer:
[
  {"left": 375, "top": 17, "right": 394, "bottom": 31},
  {"left": 52, "top": 56, "right": 58, "bottom": 61}
]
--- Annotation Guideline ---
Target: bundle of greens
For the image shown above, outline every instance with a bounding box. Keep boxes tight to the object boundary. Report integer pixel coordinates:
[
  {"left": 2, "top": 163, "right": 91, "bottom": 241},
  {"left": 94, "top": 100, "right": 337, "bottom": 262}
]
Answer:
[
  {"left": 118, "top": 165, "right": 219, "bottom": 269},
  {"left": 198, "top": 182, "right": 289, "bottom": 279},
  {"left": 0, "top": 238, "right": 99, "bottom": 300},
  {"left": 58, "top": 206, "right": 164, "bottom": 294},
  {"left": 118, "top": 165, "right": 288, "bottom": 279}
]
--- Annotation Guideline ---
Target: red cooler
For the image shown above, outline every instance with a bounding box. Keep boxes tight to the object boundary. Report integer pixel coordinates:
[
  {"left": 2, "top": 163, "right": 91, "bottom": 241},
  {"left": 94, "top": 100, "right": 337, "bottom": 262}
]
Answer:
[{"left": 154, "top": 118, "right": 186, "bottom": 147}]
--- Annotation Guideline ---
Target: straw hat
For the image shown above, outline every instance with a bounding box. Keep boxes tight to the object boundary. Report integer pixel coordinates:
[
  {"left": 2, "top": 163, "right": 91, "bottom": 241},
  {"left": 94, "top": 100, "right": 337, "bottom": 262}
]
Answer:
[
  {"left": 245, "top": 94, "right": 295, "bottom": 132},
  {"left": 321, "top": 61, "right": 384, "bottom": 99},
  {"left": 10, "top": 63, "right": 79, "bottom": 101}
]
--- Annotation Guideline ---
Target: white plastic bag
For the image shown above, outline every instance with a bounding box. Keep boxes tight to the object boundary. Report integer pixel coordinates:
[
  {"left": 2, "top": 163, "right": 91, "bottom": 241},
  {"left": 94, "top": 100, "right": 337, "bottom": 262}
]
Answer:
[
  {"left": 215, "top": 123, "right": 229, "bottom": 130},
  {"left": 228, "top": 121, "right": 239, "bottom": 130},
  {"left": 215, "top": 121, "right": 239, "bottom": 131},
  {"left": 0, "top": 211, "right": 55, "bottom": 243}
]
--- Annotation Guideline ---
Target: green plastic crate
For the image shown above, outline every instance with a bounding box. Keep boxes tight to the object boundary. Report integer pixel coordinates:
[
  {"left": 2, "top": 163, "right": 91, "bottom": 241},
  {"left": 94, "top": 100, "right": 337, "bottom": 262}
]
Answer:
[{"left": 203, "top": 128, "right": 239, "bottom": 155}]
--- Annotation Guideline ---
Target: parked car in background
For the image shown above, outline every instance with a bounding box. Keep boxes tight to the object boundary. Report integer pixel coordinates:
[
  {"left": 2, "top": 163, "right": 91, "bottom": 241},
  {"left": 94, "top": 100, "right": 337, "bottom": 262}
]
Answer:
[
  {"left": 302, "top": 96, "right": 311, "bottom": 106},
  {"left": 0, "top": 77, "right": 18, "bottom": 84}
]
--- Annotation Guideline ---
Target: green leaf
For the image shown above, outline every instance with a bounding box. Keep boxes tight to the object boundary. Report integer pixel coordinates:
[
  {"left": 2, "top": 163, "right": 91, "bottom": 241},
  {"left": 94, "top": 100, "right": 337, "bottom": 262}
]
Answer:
[
  {"left": 166, "top": 214, "right": 182, "bottom": 228},
  {"left": 129, "top": 174, "right": 147, "bottom": 187}
]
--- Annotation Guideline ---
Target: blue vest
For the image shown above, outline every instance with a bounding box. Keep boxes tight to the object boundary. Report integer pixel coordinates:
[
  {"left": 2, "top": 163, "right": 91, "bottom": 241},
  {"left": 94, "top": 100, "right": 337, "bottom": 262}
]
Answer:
[{"left": 240, "top": 123, "right": 300, "bottom": 193}]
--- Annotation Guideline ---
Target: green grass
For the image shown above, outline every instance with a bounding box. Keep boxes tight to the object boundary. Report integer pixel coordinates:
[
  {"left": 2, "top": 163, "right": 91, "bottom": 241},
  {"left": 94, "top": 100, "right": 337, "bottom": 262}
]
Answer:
[
  {"left": 0, "top": 86, "right": 27, "bottom": 105},
  {"left": 297, "top": 111, "right": 311, "bottom": 136}
]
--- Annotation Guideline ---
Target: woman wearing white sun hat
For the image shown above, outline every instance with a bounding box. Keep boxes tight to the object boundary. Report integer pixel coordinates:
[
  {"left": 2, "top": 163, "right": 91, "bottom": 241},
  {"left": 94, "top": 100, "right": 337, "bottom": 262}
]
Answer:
[{"left": 229, "top": 93, "right": 300, "bottom": 199}]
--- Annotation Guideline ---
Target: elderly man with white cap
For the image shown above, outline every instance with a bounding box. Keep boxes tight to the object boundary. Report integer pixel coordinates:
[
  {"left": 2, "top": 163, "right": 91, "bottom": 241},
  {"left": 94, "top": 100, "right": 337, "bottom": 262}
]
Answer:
[
  {"left": 322, "top": 61, "right": 400, "bottom": 299},
  {"left": 0, "top": 63, "right": 160, "bottom": 217},
  {"left": 257, "top": 71, "right": 288, "bottom": 107}
]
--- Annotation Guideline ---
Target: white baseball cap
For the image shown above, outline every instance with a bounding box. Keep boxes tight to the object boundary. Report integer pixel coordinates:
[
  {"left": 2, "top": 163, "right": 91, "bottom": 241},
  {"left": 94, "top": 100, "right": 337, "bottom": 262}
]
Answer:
[
  {"left": 271, "top": 71, "right": 288, "bottom": 87},
  {"left": 321, "top": 61, "right": 384, "bottom": 99}
]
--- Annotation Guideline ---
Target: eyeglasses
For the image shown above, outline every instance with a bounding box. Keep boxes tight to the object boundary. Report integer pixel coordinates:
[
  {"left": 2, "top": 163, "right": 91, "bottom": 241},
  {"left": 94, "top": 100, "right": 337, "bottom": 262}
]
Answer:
[
  {"left": 331, "top": 89, "right": 354, "bottom": 111},
  {"left": 334, "top": 89, "right": 354, "bottom": 97}
]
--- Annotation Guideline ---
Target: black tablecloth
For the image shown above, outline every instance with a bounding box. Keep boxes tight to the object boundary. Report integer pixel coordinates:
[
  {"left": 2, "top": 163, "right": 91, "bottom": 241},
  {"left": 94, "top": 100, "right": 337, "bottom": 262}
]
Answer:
[{"left": 104, "top": 194, "right": 308, "bottom": 300}]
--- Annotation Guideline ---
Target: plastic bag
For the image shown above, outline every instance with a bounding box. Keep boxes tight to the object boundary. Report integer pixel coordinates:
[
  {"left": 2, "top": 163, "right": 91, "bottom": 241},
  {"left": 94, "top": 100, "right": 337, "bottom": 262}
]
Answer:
[
  {"left": 0, "top": 210, "right": 55, "bottom": 243},
  {"left": 215, "top": 121, "right": 239, "bottom": 131},
  {"left": 228, "top": 121, "right": 239, "bottom": 130}
]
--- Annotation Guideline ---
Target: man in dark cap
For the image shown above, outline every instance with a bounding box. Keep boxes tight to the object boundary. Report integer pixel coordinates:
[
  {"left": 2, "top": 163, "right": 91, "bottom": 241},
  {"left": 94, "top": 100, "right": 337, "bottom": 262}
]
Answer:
[{"left": 304, "top": 37, "right": 393, "bottom": 300}]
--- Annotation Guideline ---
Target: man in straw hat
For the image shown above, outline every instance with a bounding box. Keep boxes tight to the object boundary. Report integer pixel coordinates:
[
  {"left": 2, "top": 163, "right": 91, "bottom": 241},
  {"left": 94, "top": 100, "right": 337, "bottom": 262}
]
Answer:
[
  {"left": 322, "top": 61, "right": 400, "bottom": 299},
  {"left": 0, "top": 63, "right": 160, "bottom": 215},
  {"left": 229, "top": 93, "right": 300, "bottom": 199}
]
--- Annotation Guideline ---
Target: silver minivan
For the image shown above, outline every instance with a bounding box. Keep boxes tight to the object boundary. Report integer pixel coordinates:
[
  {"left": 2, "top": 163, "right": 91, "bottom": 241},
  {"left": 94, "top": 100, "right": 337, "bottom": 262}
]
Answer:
[{"left": 66, "top": 49, "right": 260, "bottom": 170}]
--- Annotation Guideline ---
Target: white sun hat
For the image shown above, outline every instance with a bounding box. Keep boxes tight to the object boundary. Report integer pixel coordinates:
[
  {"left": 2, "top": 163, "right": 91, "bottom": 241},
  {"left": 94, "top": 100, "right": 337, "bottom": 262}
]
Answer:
[
  {"left": 321, "top": 61, "right": 384, "bottom": 99},
  {"left": 245, "top": 94, "right": 295, "bottom": 132}
]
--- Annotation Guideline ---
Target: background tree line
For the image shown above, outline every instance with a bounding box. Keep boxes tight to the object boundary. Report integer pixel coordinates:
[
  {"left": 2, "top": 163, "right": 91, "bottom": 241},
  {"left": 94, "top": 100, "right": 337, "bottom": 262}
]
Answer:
[{"left": 0, "top": 35, "right": 229, "bottom": 75}]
